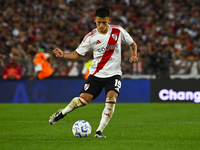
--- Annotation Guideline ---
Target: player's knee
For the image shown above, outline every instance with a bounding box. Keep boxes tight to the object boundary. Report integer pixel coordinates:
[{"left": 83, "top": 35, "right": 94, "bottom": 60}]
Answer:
[{"left": 106, "top": 91, "right": 118, "bottom": 99}]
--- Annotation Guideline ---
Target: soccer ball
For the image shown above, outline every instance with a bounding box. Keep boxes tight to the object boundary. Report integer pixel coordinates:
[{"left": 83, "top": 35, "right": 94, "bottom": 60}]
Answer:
[{"left": 72, "top": 120, "right": 92, "bottom": 138}]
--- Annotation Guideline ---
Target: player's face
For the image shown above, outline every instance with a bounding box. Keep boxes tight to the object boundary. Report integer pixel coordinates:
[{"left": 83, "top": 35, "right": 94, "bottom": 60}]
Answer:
[{"left": 94, "top": 17, "right": 111, "bottom": 34}]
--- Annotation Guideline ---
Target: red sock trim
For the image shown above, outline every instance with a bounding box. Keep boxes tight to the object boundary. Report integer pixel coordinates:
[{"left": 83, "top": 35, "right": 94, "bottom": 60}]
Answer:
[
  {"left": 106, "top": 101, "right": 116, "bottom": 104},
  {"left": 79, "top": 96, "right": 89, "bottom": 104},
  {"left": 79, "top": 98, "right": 86, "bottom": 105}
]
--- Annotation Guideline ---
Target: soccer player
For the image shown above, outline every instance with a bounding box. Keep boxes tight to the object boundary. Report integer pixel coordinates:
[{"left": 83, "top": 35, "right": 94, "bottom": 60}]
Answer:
[{"left": 49, "top": 7, "right": 138, "bottom": 138}]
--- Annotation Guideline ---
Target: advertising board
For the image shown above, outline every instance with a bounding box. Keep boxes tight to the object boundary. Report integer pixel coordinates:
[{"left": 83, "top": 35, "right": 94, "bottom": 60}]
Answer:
[
  {"left": 0, "top": 78, "right": 150, "bottom": 103},
  {"left": 151, "top": 80, "right": 200, "bottom": 103}
]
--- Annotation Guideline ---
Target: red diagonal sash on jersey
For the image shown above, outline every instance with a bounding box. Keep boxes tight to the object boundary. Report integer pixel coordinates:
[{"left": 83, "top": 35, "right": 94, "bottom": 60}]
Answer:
[{"left": 93, "top": 28, "right": 120, "bottom": 75}]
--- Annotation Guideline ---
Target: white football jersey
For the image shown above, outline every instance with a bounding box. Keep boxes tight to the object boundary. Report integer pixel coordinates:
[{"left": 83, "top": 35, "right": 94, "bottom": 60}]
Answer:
[{"left": 76, "top": 24, "right": 133, "bottom": 78}]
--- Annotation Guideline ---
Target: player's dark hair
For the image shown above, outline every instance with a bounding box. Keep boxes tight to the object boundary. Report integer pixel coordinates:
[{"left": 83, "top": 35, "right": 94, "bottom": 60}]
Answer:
[{"left": 95, "top": 7, "right": 110, "bottom": 18}]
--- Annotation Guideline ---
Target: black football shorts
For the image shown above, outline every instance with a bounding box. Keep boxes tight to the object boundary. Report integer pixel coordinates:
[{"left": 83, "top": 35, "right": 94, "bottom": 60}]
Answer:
[{"left": 80, "top": 75, "right": 122, "bottom": 99}]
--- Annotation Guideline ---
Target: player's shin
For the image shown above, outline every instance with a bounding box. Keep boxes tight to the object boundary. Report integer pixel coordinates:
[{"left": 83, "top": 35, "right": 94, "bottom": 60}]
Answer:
[
  {"left": 96, "top": 97, "right": 116, "bottom": 132},
  {"left": 62, "top": 97, "right": 89, "bottom": 115}
]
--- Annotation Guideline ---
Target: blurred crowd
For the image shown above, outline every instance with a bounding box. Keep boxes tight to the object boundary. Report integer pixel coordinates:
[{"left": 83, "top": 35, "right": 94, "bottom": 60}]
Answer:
[{"left": 0, "top": 0, "right": 200, "bottom": 80}]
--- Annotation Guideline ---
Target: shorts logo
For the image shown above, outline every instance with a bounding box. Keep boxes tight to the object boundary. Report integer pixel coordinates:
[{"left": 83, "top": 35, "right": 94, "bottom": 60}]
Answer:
[
  {"left": 112, "top": 33, "right": 117, "bottom": 41},
  {"left": 84, "top": 84, "right": 90, "bottom": 91}
]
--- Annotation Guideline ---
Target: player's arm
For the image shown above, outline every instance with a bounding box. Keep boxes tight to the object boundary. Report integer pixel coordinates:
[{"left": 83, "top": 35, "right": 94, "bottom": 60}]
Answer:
[
  {"left": 129, "top": 41, "right": 138, "bottom": 63},
  {"left": 52, "top": 48, "right": 81, "bottom": 60},
  {"left": 120, "top": 26, "right": 138, "bottom": 63}
]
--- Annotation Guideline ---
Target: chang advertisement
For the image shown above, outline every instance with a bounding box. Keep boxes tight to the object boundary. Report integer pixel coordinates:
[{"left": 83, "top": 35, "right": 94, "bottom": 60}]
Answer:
[{"left": 151, "top": 80, "right": 200, "bottom": 103}]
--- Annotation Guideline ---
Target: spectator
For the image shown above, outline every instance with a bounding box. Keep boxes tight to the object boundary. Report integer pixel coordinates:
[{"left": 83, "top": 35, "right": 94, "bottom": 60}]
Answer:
[
  {"left": 66, "top": 60, "right": 83, "bottom": 77},
  {"left": 172, "top": 51, "right": 191, "bottom": 75},
  {"left": 57, "top": 61, "right": 68, "bottom": 77},
  {"left": 0, "top": 0, "right": 200, "bottom": 78},
  {"left": 2, "top": 59, "right": 21, "bottom": 80},
  {"left": 28, "top": 48, "right": 54, "bottom": 80},
  {"left": 132, "top": 52, "right": 144, "bottom": 75},
  {"left": 186, "top": 52, "right": 199, "bottom": 78},
  {"left": 82, "top": 59, "right": 93, "bottom": 79},
  {"left": 121, "top": 50, "right": 132, "bottom": 75},
  {"left": 0, "top": 54, "right": 4, "bottom": 78},
  {"left": 155, "top": 47, "right": 172, "bottom": 79}
]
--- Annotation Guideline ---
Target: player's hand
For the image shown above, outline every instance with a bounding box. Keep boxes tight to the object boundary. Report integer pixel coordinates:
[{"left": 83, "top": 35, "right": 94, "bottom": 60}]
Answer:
[
  {"left": 52, "top": 48, "right": 64, "bottom": 58},
  {"left": 129, "top": 55, "right": 138, "bottom": 63}
]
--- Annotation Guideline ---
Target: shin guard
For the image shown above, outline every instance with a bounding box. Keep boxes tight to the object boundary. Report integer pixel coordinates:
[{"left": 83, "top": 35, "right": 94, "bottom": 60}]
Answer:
[{"left": 96, "top": 97, "right": 116, "bottom": 132}]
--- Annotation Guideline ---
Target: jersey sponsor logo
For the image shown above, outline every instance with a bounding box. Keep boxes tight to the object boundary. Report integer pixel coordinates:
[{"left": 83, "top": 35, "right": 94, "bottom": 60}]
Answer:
[
  {"left": 84, "top": 84, "right": 90, "bottom": 91},
  {"left": 96, "top": 40, "right": 101, "bottom": 45},
  {"left": 97, "top": 44, "right": 119, "bottom": 53}
]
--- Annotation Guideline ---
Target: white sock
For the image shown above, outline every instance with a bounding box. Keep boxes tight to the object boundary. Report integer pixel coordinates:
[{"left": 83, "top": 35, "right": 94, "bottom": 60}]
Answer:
[
  {"left": 62, "top": 97, "right": 88, "bottom": 115},
  {"left": 96, "top": 97, "right": 116, "bottom": 132}
]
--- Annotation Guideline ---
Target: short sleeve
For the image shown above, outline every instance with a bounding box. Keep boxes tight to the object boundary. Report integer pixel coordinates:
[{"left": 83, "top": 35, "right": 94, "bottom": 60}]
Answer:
[
  {"left": 76, "top": 33, "right": 92, "bottom": 56},
  {"left": 120, "top": 27, "right": 133, "bottom": 46}
]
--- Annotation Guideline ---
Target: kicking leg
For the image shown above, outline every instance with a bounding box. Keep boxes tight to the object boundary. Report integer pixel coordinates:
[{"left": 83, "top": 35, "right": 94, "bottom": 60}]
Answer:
[{"left": 49, "top": 94, "right": 92, "bottom": 125}]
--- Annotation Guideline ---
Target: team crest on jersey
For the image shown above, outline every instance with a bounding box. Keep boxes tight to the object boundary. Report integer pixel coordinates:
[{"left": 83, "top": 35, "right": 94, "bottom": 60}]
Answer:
[
  {"left": 84, "top": 84, "right": 90, "bottom": 91},
  {"left": 112, "top": 33, "right": 118, "bottom": 41}
]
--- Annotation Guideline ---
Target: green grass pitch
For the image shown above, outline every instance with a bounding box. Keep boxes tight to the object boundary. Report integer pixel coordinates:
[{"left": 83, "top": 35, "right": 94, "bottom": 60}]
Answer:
[{"left": 0, "top": 103, "right": 199, "bottom": 150}]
